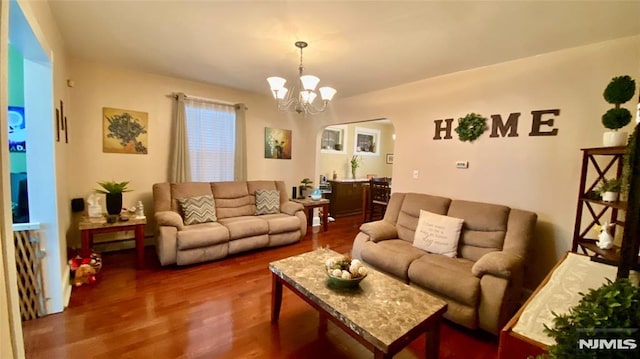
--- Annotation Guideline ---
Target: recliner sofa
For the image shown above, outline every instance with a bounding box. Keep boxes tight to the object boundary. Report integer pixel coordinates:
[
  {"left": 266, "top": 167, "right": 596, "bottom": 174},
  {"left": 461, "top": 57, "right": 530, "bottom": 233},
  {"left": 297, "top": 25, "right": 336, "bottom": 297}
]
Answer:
[
  {"left": 153, "top": 180, "right": 306, "bottom": 266},
  {"left": 352, "top": 192, "right": 537, "bottom": 334}
]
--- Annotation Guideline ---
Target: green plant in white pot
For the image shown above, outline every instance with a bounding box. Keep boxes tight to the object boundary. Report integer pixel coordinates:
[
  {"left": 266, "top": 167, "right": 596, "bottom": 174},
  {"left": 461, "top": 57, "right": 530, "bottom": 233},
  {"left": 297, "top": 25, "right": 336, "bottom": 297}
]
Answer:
[
  {"left": 602, "top": 75, "right": 636, "bottom": 147},
  {"left": 95, "top": 180, "right": 131, "bottom": 215},
  {"left": 596, "top": 178, "right": 622, "bottom": 202}
]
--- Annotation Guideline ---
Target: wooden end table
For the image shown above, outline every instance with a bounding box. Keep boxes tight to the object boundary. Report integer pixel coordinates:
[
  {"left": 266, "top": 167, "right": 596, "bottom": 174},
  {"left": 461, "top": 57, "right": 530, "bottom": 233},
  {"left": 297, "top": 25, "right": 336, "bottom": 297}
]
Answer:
[
  {"left": 79, "top": 215, "right": 147, "bottom": 269},
  {"left": 292, "top": 198, "right": 330, "bottom": 232}
]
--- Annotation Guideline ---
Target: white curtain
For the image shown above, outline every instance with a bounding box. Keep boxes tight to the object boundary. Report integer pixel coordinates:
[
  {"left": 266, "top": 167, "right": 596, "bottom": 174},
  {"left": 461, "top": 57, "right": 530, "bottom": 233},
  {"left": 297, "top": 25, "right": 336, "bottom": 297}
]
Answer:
[{"left": 169, "top": 93, "right": 191, "bottom": 182}]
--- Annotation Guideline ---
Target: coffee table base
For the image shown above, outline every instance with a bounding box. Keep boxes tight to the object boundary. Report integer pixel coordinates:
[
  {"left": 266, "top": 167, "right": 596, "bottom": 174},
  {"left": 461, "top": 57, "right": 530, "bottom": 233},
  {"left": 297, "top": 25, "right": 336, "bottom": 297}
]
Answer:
[{"left": 271, "top": 272, "right": 442, "bottom": 359}]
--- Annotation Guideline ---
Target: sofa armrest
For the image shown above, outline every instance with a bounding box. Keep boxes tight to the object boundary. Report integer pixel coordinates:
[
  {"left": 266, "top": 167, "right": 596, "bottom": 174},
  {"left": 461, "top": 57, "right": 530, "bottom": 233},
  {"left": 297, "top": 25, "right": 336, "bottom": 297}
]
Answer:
[
  {"left": 155, "top": 211, "right": 184, "bottom": 230},
  {"left": 359, "top": 220, "right": 398, "bottom": 243},
  {"left": 280, "top": 201, "right": 304, "bottom": 215},
  {"left": 472, "top": 251, "right": 523, "bottom": 279}
]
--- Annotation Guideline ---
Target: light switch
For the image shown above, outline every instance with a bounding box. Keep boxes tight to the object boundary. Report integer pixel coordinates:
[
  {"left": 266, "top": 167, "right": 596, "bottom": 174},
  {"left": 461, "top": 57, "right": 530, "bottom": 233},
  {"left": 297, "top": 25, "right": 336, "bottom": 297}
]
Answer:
[{"left": 412, "top": 170, "right": 419, "bottom": 179}]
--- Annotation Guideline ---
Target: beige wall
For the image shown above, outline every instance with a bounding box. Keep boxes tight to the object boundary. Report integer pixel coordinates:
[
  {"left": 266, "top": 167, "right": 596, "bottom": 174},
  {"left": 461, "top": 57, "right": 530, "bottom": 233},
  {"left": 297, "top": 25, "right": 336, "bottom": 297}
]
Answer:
[
  {"left": 319, "top": 121, "right": 394, "bottom": 181},
  {"left": 321, "top": 36, "right": 640, "bottom": 288},
  {"left": 66, "top": 60, "right": 315, "bottom": 245}
]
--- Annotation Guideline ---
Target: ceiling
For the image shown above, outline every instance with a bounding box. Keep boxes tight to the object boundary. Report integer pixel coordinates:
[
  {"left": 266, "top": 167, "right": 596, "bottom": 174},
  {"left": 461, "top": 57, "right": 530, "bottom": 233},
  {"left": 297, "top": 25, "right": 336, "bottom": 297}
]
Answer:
[{"left": 48, "top": 1, "right": 640, "bottom": 99}]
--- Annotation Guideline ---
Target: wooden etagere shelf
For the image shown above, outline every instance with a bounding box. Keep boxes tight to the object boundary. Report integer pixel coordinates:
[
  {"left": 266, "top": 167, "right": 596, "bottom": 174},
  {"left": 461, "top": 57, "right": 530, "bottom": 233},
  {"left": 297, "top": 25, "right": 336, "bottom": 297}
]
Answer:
[
  {"left": 570, "top": 140, "right": 640, "bottom": 276},
  {"left": 571, "top": 146, "right": 626, "bottom": 263}
]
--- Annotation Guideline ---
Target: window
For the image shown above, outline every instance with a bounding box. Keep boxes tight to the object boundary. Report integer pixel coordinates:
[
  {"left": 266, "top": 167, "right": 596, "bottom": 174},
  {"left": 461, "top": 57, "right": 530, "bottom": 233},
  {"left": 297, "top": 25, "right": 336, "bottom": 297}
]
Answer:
[
  {"left": 320, "top": 125, "right": 346, "bottom": 153},
  {"left": 354, "top": 127, "right": 380, "bottom": 156},
  {"left": 184, "top": 100, "right": 236, "bottom": 181}
]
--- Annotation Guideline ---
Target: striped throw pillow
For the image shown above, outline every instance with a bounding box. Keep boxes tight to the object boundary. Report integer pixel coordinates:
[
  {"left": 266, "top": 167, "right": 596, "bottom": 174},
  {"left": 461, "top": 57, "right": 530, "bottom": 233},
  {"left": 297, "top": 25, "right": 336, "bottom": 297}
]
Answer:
[
  {"left": 255, "top": 189, "right": 280, "bottom": 215},
  {"left": 177, "top": 195, "right": 217, "bottom": 225}
]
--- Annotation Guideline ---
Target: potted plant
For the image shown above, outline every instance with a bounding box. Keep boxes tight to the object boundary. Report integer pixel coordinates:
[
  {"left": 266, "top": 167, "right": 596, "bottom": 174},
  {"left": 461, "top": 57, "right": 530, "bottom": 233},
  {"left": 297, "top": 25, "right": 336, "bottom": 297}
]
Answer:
[
  {"left": 95, "top": 180, "right": 131, "bottom": 215},
  {"left": 299, "top": 178, "right": 313, "bottom": 198},
  {"left": 596, "top": 178, "right": 622, "bottom": 202},
  {"left": 602, "top": 75, "right": 636, "bottom": 147},
  {"left": 535, "top": 278, "right": 640, "bottom": 359}
]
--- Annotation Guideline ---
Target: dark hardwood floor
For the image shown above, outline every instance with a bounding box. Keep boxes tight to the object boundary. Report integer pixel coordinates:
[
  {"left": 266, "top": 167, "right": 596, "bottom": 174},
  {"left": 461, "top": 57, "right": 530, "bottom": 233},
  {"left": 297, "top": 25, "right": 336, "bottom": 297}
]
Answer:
[{"left": 22, "top": 215, "right": 498, "bottom": 359}]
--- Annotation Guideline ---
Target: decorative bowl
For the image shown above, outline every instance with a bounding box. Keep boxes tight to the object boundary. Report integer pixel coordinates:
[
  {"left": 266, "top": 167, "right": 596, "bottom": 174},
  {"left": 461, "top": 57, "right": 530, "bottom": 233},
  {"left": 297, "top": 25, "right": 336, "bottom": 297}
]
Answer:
[
  {"left": 327, "top": 272, "right": 367, "bottom": 289},
  {"left": 325, "top": 256, "right": 368, "bottom": 289}
]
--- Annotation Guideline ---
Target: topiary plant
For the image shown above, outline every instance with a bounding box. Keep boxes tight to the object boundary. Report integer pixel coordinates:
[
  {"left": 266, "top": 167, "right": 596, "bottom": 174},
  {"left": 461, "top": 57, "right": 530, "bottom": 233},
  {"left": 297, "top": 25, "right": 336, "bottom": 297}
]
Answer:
[
  {"left": 602, "top": 108, "right": 633, "bottom": 130},
  {"left": 604, "top": 75, "right": 636, "bottom": 105},
  {"left": 602, "top": 75, "right": 636, "bottom": 131}
]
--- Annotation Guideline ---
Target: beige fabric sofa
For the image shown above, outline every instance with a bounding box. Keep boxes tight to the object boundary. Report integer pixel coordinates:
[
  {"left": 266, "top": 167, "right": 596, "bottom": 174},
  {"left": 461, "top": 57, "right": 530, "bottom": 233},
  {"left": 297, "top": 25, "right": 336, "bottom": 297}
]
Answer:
[
  {"left": 153, "top": 180, "right": 306, "bottom": 266},
  {"left": 351, "top": 192, "right": 537, "bottom": 335}
]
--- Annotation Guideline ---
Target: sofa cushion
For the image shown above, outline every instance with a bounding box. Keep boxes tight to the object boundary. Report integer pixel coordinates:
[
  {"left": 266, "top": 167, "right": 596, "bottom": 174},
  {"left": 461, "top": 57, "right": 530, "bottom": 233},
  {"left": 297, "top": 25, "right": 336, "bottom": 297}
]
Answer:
[
  {"left": 177, "top": 222, "right": 229, "bottom": 250},
  {"left": 177, "top": 195, "right": 217, "bottom": 225},
  {"left": 218, "top": 216, "right": 269, "bottom": 240},
  {"left": 396, "top": 193, "right": 451, "bottom": 243},
  {"left": 413, "top": 210, "right": 463, "bottom": 258},
  {"left": 258, "top": 213, "right": 301, "bottom": 234},
  {"left": 408, "top": 254, "right": 479, "bottom": 307},
  {"left": 255, "top": 189, "right": 280, "bottom": 215},
  {"left": 170, "top": 182, "right": 213, "bottom": 212},
  {"left": 360, "top": 239, "right": 425, "bottom": 281},
  {"left": 447, "top": 200, "right": 509, "bottom": 262},
  {"left": 211, "top": 182, "right": 254, "bottom": 219}
]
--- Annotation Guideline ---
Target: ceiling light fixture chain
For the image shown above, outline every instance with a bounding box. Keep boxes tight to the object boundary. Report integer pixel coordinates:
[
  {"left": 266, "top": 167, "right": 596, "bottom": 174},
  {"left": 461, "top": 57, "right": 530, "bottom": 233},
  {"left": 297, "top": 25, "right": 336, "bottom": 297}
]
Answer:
[{"left": 267, "top": 41, "right": 336, "bottom": 116}]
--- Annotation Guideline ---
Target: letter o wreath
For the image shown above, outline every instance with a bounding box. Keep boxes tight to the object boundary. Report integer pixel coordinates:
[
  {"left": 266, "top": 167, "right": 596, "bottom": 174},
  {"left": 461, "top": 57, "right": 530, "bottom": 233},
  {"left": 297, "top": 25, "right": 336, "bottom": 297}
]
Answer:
[{"left": 455, "top": 113, "right": 488, "bottom": 142}]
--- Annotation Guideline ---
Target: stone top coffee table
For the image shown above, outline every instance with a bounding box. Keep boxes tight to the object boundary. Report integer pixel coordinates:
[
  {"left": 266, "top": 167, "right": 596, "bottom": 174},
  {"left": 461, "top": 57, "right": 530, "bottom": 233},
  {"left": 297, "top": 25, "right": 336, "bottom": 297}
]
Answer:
[{"left": 269, "top": 248, "right": 447, "bottom": 359}]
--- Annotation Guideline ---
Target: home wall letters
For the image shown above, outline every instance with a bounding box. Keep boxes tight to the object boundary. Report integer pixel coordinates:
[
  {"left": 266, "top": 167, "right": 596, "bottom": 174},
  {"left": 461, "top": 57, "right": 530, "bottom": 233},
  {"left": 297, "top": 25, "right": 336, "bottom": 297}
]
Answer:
[{"left": 433, "top": 108, "right": 560, "bottom": 140}]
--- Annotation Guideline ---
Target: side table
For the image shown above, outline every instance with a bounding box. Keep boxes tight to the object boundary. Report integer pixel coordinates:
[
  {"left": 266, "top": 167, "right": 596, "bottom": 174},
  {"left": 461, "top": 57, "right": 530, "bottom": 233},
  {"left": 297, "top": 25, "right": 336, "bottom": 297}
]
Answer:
[
  {"left": 79, "top": 215, "right": 147, "bottom": 269},
  {"left": 292, "top": 198, "right": 330, "bottom": 232}
]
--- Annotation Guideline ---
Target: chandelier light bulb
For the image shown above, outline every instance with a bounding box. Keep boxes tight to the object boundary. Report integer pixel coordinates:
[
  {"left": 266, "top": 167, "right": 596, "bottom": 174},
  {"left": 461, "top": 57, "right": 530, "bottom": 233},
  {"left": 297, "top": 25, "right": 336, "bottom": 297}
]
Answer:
[
  {"left": 319, "top": 87, "right": 337, "bottom": 101},
  {"left": 300, "top": 75, "right": 320, "bottom": 91},
  {"left": 267, "top": 76, "right": 286, "bottom": 91}
]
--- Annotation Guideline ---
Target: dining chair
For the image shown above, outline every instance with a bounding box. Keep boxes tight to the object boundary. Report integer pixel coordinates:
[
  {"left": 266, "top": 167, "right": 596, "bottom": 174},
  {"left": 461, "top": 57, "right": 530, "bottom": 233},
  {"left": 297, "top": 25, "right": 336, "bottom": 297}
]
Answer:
[{"left": 368, "top": 177, "right": 391, "bottom": 221}]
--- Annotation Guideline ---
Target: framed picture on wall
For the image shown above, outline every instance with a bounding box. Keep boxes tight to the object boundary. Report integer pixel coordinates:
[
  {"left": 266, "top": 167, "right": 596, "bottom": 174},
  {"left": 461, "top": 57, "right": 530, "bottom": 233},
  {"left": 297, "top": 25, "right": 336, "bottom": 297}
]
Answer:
[
  {"left": 386, "top": 153, "right": 394, "bottom": 164},
  {"left": 103, "top": 107, "right": 148, "bottom": 154},
  {"left": 264, "top": 127, "right": 292, "bottom": 159}
]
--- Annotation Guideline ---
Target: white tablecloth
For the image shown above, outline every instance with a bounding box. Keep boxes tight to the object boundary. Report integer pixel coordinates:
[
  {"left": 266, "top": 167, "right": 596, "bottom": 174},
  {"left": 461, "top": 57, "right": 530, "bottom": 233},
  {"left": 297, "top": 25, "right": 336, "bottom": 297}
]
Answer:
[{"left": 512, "top": 252, "right": 638, "bottom": 346}]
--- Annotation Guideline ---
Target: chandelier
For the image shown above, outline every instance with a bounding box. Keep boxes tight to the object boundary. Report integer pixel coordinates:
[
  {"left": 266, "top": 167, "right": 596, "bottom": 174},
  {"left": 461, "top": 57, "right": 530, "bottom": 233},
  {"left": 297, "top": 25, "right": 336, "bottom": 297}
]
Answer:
[{"left": 267, "top": 41, "right": 336, "bottom": 115}]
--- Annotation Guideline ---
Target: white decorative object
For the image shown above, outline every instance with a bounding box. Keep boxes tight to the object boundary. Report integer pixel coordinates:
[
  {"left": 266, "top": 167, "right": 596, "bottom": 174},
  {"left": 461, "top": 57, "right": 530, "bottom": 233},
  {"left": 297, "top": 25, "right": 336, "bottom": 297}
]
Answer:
[
  {"left": 413, "top": 209, "right": 464, "bottom": 258},
  {"left": 87, "top": 194, "right": 102, "bottom": 218},
  {"left": 596, "top": 222, "right": 615, "bottom": 249},
  {"left": 602, "top": 131, "right": 628, "bottom": 147},
  {"left": 135, "top": 200, "right": 145, "bottom": 219}
]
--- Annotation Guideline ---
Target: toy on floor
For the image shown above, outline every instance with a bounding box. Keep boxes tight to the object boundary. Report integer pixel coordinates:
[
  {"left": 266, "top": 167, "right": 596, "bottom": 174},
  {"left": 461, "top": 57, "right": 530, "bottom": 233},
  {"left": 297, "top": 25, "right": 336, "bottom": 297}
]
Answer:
[{"left": 69, "top": 253, "right": 102, "bottom": 286}]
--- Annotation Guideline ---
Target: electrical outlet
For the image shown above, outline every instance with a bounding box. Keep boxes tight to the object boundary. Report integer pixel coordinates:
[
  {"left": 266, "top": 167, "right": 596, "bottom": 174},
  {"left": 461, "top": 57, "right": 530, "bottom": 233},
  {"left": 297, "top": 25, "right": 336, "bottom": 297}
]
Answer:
[
  {"left": 412, "top": 170, "right": 419, "bottom": 179},
  {"left": 456, "top": 161, "right": 469, "bottom": 169}
]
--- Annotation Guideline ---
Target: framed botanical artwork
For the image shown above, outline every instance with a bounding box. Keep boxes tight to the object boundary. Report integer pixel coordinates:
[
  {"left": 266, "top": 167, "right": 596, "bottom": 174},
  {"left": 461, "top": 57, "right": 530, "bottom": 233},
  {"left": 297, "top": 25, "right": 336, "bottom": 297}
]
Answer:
[
  {"left": 103, "top": 107, "right": 148, "bottom": 154},
  {"left": 264, "top": 127, "right": 292, "bottom": 159},
  {"left": 386, "top": 153, "right": 394, "bottom": 164}
]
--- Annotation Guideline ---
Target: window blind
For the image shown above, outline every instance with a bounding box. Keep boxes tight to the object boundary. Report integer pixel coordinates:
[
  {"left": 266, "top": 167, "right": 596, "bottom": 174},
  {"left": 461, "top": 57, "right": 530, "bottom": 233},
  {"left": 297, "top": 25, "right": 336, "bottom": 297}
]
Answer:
[{"left": 184, "top": 100, "right": 236, "bottom": 181}]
